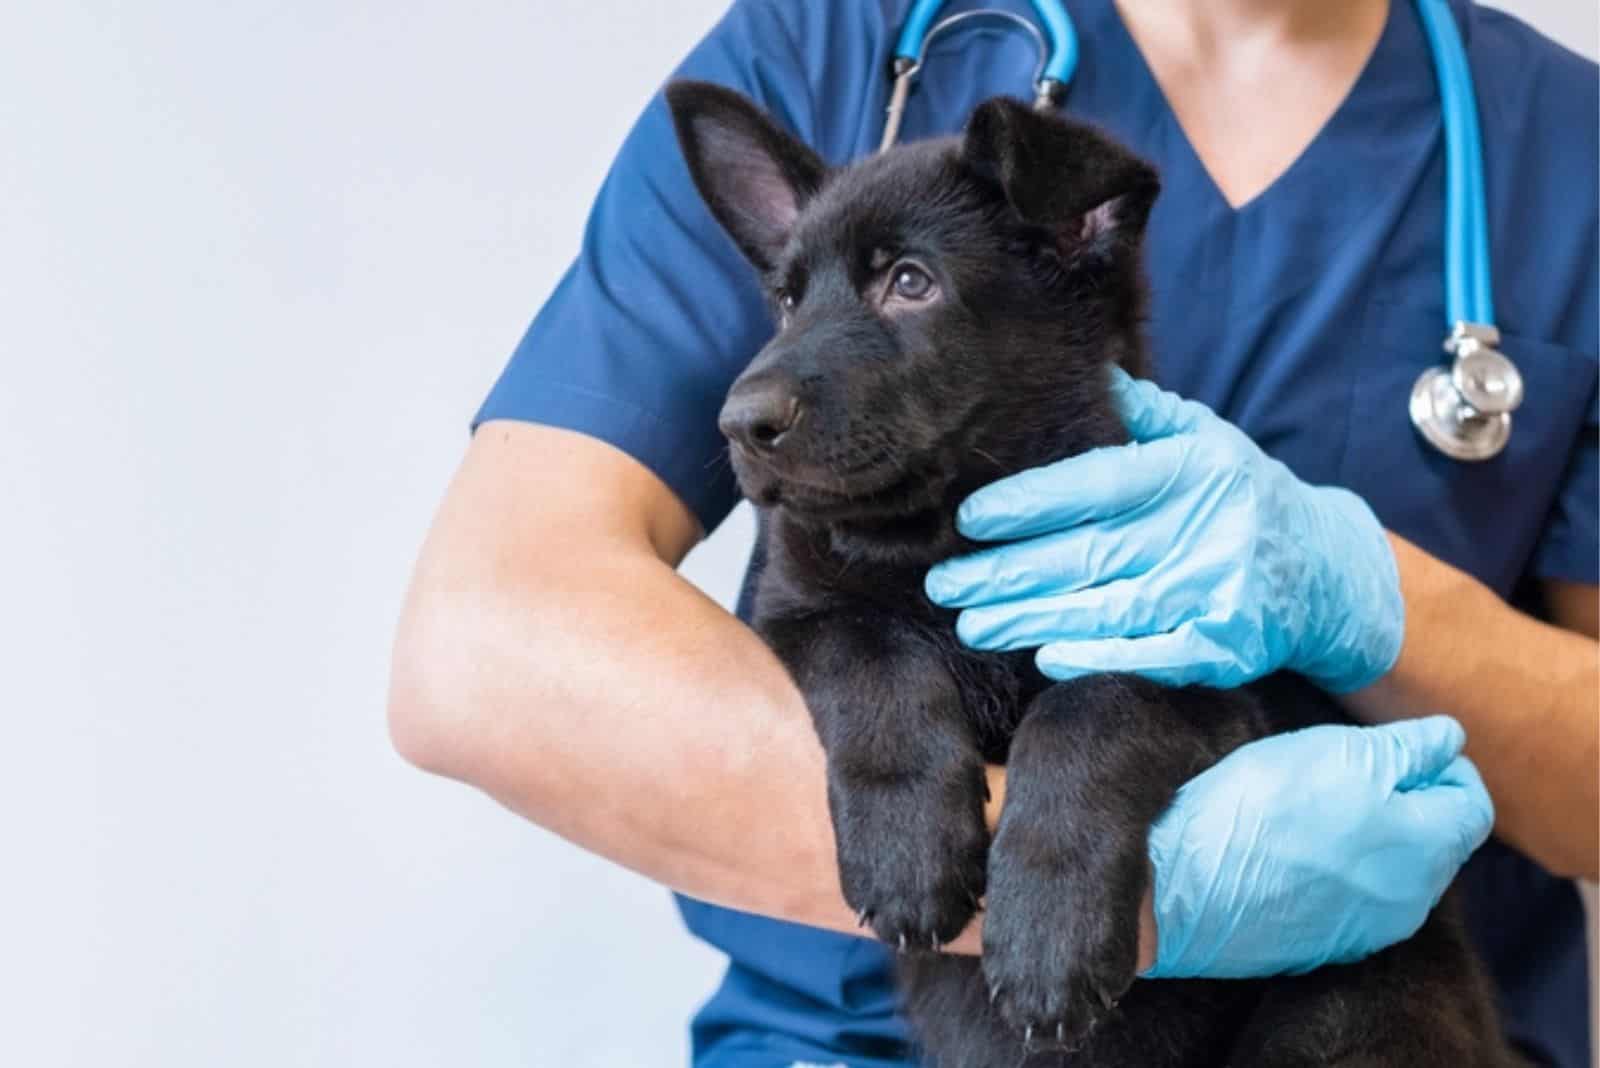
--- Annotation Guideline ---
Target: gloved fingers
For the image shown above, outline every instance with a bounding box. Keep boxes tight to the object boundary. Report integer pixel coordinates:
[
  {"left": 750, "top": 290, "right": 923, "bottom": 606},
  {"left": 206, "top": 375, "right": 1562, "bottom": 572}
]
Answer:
[
  {"left": 954, "top": 435, "right": 1190, "bottom": 542},
  {"left": 1034, "top": 620, "right": 1249, "bottom": 688},
  {"left": 1389, "top": 754, "right": 1495, "bottom": 866},
  {"left": 1431, "top": 752, "right": 1491, "bottom": 799},
  {"left": 952, "top": 568, "right": 1208, "bottom": 651},
  {"left": 925, "top": 522, "right": 1162, "bottom": 608},
  {"left": 1106, "top": 366, "right": 1210, "bottom": 442},
  {"left": 1369, "top": 716, "right": 1468, "bottom": 792}
]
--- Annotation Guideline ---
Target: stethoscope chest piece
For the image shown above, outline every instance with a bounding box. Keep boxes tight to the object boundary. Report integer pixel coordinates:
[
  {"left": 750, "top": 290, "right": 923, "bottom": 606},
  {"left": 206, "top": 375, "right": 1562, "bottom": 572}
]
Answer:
[{"left": 1408, "top": 323, "right": 1521, "bottom": 462}]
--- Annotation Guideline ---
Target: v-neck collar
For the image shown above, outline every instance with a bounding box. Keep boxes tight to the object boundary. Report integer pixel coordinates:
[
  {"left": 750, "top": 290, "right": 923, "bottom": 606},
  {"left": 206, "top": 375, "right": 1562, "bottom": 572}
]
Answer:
[{"left": 1072, "top": 0, "right": 1414, "bottom": 219}]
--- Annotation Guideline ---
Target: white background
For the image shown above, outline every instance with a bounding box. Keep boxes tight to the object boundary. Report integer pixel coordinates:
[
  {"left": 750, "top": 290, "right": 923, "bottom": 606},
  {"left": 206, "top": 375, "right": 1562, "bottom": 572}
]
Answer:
[{"left": 2, "top": 2, "right": 1593, "bottom": 1066}]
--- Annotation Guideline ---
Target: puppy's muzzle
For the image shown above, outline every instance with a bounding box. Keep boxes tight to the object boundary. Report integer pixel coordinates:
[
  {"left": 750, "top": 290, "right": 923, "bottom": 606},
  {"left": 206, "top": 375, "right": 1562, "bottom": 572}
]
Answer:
[{"left": 719, "top": 374, "right": 803, "bottom": 453}]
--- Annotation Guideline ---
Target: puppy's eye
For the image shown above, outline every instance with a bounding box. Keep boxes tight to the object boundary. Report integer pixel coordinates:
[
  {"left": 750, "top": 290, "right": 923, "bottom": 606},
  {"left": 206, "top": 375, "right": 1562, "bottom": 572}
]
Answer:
[{"left": 889, "top": 263, "right": 935, "bottom": 301}]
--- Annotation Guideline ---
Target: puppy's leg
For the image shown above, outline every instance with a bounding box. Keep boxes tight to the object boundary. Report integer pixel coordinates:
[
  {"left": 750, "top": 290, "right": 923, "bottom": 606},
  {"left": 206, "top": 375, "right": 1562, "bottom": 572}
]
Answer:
[
  {"left": 764, "top": 611, "right": 988, "bottom": 951},
  {"left": 982, "top": 674, "right": 1259, "bottom": 1050}
]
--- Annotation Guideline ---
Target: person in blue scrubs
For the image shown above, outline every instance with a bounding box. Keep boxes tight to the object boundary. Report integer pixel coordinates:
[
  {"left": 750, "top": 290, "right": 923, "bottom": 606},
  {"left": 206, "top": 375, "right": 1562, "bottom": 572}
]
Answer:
[{"left": 392, "top": 1, "right": 1598, "bottom": 1065}]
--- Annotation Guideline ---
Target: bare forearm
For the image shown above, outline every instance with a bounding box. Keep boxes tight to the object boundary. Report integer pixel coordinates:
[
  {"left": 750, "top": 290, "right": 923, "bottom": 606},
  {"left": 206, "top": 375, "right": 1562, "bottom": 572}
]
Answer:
[
  {"left": 389, "top": 427, "right": 854, "bottom": 933},
  {"left": 1344, "top": 534, "right": 1599, "bottom": 879},
  {"left": 392, "top": 545, "right": 855, "bottom": 929}
]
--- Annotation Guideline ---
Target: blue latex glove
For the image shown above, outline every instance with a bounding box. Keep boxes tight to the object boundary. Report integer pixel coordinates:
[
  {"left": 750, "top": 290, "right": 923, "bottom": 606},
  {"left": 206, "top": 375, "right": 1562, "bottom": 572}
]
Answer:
[
  {"left": 926, "top": 368, "right": 1404, "bottom": 693},
  {"left": 1143, "top": 716, "right": 1494, "bottom": 978}
]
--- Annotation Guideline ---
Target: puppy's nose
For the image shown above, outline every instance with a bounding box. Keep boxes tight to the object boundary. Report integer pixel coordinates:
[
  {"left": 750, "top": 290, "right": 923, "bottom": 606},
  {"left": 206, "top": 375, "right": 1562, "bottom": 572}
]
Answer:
[{"left": 719, "top": 379, "right": 802, "bottom": 452}]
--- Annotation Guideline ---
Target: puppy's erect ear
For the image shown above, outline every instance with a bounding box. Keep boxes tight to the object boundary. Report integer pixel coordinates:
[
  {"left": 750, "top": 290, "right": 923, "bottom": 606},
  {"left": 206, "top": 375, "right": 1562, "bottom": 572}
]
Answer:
[
  {"left": 665, "top": 80, "right": 827, "bottom": 273},
  {"left": 962, "top": 98, "right": 1160, "bottom": 259}
]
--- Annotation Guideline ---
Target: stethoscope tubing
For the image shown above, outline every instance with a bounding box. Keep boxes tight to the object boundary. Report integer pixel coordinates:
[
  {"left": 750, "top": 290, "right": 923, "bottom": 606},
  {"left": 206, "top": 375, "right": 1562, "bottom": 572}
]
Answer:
[
  {"left": 894, "top": 0, "right": 1078, "bottom": 90},
  {"left": 1415, "top": 0, "right": 1494, "bottom": 325},
  {"left": 1028, "top": 0, "right": 1078, "bottom": 86}
]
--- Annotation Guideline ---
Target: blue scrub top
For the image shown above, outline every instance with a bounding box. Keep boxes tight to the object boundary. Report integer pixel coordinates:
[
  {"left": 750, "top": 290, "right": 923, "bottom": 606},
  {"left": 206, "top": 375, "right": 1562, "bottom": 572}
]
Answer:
[{"left": 477, "top": 1, "right": 1598, "bottom": 1064}]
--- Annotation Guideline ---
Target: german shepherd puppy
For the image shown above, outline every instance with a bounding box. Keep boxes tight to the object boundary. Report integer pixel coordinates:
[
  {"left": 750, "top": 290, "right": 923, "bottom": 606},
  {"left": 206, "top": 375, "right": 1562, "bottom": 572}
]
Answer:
[{"left": 665, "top": 80, "right": 1511, "bottom": 1067}]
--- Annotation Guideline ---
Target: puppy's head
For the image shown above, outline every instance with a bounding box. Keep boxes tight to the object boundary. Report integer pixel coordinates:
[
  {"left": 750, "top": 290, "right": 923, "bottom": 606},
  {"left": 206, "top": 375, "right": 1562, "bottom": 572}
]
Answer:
[{"left": 666, "top": 81, "right": 1158, "bottom": 527}]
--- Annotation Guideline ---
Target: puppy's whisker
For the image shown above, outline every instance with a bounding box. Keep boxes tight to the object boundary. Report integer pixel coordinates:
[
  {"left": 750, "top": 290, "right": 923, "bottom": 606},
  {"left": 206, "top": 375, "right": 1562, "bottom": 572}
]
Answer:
[{"left": 972, "top": 447, "right": 1004, "bottom": 470}]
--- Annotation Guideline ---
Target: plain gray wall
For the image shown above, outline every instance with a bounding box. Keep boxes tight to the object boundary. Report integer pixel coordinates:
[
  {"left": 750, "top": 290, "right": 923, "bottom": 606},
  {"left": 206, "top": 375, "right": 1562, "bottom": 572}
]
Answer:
[{"left": 2, "top": 2, "right": 1593, "bottom": 1066}]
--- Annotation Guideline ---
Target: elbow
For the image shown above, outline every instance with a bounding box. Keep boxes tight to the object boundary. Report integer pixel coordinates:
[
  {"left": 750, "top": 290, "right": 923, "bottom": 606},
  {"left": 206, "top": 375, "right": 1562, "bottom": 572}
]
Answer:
[
  {"left": 1499, "top": 817, "right": 1600, "bottom": 884},
  {"left": 1543, "top": 844, "right": 1600, "bottom": 885},
  {"left": 387, "top": 639, "right": 462, "bottom": 779},
  {"left": 387, "top": 659, "right": 457, "bottom": 778},
  {"left": 386, "top": 593, "right": 500, "bottom": 782}
]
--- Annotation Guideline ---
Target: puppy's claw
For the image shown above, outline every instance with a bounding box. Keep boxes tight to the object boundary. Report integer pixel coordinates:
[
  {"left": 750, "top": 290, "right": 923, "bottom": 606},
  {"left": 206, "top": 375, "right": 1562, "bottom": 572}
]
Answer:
[
  {"left": 988, "top": 982, "right": 1002, "bottom": 1006},
  {"left": 897, "top": 933, "right": 907, "bottom": 953},
  {"left": 856, "top": 908, "right": 872, "bottom": 929},
  {"left": 1023, "top": 1025, "right": 1034, "bottom": 1053},
  {"left": 1056, "top": 1022, "right": 1066, "bottom": 1044}
]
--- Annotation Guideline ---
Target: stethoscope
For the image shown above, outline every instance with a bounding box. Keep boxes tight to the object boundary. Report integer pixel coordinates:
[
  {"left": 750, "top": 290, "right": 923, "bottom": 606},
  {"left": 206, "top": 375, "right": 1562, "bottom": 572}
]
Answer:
[{"left": 883, "top": 0, "right": 1523, "bottom": 462}]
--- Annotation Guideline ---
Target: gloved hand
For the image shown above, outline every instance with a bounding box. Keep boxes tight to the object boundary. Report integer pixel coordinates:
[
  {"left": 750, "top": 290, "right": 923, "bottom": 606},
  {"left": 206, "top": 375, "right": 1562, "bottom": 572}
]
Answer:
[
  {"left": 1142, "top": 716, "right": 1494, "bottom": 978},
  {"left": 926, "top": 368, "right": 1404, "bottom": 693}
]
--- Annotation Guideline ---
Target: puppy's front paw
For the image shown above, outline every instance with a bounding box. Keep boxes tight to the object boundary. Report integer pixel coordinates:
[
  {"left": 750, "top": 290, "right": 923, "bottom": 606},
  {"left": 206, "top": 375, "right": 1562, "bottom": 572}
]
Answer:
[
  {"left": 981, "top": 815, "right": 1141, "bottom": 1051},
  {"left": 831, "top": 767, "right": 988, "bottom": 952}
]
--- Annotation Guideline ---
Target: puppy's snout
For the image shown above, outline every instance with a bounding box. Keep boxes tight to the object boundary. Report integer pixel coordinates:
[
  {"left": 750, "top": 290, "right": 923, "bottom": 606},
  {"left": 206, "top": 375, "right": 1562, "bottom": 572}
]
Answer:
[{"left": 719, "top": 377, "right": 802, "bottom": 452}]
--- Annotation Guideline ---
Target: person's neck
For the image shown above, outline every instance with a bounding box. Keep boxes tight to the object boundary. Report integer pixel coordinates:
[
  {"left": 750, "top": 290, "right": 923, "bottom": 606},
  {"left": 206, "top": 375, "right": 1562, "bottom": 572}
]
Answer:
[
  {"left": 1110, "top": 0, "right": 1392, "bottom": 208},
  {"left": 1115, "top": 0, "right": 1390, "bottom": 59}
]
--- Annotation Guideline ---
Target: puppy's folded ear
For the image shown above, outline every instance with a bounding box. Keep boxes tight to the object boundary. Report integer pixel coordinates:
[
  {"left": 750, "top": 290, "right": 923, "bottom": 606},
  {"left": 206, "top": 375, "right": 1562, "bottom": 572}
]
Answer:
[
  {"left": 665, "top": 80, "right": 827, "bottom": 273},
  {"left": 962, "top": 98, "right": 1160, "bottom": 261}
]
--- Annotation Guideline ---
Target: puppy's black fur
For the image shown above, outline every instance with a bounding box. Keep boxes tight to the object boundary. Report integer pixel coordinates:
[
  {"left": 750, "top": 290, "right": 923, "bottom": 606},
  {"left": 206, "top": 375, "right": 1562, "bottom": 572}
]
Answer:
[{"left": 666, "top": 81, "right": 1513, "bottom": 1067}]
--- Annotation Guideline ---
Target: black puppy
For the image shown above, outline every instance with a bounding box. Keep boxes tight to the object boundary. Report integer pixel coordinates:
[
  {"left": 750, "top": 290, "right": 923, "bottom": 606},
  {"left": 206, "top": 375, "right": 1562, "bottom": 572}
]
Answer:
[{"left": 666, "top": 80, "right": 1512, "bottom": 1067}]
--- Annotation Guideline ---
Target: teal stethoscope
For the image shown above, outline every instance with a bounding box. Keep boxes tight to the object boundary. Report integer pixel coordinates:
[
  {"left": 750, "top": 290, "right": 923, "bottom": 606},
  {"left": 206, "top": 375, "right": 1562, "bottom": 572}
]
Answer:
[{"left": 883, "top": 0, "right": 1524, "bottom": 462}]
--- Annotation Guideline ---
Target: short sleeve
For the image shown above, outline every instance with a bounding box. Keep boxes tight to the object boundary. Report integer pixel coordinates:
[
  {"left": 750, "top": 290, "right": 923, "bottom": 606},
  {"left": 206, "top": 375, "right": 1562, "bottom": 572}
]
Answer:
[
  {"left": 1528, "top": 386, "right": 1599, "bottom": 585},
  {"left": 474, "top": 0, "right": 894, "bottom": 533}
]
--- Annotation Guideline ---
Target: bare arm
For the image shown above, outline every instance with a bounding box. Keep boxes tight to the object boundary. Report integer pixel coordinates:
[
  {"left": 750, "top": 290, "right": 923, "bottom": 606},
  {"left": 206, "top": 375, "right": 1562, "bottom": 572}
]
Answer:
[
  {"left": 1345, "top": 535, "right": 1599, "bottom": 880},
  {"left": 390, "top": 422, "right": 1127, "bottom": 957},
  {"left": 390, "top": 422, "right": 845, "bottom": 929}
]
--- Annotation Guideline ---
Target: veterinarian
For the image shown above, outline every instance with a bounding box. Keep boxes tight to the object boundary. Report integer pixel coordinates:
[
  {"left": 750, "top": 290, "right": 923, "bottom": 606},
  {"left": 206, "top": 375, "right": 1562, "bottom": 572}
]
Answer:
[{"left": 389, "top": 1, "right": 1597, "bottom": 1065}]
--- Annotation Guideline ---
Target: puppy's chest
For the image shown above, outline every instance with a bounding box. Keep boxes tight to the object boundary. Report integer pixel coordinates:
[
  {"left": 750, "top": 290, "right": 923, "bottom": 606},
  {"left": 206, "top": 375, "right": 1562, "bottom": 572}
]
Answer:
[
  {"left": 935, "top": 632, "right": 1047, "bottom": 761},
  {"left": 753, "top": 556, "right": 1045, "bottom": 762}
]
